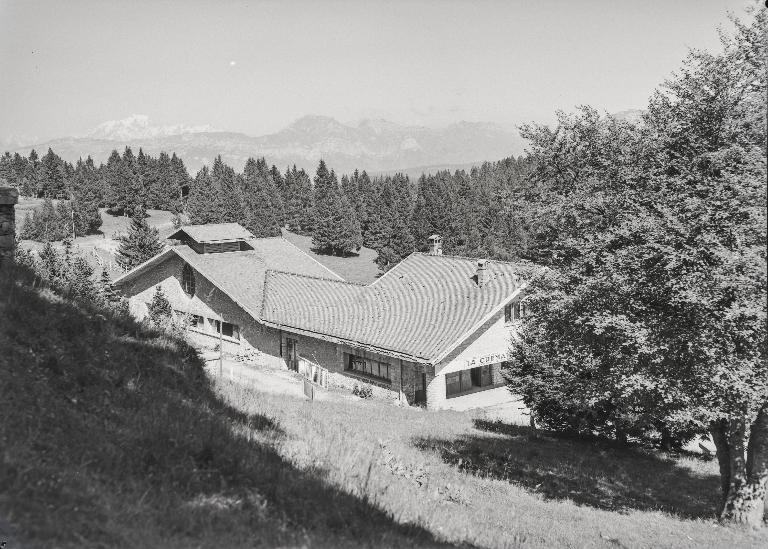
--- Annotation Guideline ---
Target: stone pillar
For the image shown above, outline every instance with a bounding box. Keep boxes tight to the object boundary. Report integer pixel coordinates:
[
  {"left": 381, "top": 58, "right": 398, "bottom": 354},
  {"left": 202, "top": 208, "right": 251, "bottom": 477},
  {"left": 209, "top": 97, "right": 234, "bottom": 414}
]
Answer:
[{"left": 0, "top": 187, "right": 19, "bottom": 267}]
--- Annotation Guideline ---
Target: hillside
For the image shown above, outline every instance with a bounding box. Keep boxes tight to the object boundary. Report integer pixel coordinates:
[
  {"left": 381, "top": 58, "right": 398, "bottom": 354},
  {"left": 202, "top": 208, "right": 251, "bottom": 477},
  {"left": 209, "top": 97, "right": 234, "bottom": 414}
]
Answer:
[
  {"left": 2, "top": 264, "right": 767, "bottom": 548},
  {"left": 0, "top": 264, "right": 448, "bottom": 548},
  {"left": 12, "top": 115, "right": 524, "bottom": 174}
]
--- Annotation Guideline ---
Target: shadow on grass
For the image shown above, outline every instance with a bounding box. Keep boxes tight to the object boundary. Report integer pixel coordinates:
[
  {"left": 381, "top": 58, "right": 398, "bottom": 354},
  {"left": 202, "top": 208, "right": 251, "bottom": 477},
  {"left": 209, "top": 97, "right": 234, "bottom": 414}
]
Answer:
[
  {"left": 414, "top": 418, "right": 721, "bottom": 519},
  {"left": 0, "top": 265, "right": 458, "bottom": 548}
]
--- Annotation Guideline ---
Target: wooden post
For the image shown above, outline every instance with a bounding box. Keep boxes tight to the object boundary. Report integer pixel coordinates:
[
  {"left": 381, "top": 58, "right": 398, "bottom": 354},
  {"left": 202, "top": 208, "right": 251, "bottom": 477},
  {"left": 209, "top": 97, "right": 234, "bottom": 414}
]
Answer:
[{"left": 218, "top": 321, "right": 223, "bottom": 378}]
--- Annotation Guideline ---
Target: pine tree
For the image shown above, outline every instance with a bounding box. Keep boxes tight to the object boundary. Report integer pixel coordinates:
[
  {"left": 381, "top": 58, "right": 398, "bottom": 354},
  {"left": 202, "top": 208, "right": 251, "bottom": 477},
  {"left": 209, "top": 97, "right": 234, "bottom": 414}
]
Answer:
[
  {"left": 115, "top": 207, "right": 164, "bottom": 270},
  {"left": 99, "top": 268, "right": 118, "bottom": 302},
  {"left": 241, "top": 157, "right": 284, "bottom": 237},
  {"left": 411, "top": 171, "right": 460, "bottom": 253},
  {"left": 170, "top": 153, "right": 190, "bottom": 209},
  {"left": 147, "top": 285, "right": 173, "bottom": 325},
  {"left": 39, "top": 148, "right": 67, "bottom": 199},
  {"left": 311, "top": 161, "right": 362, "bottom": 255},
  {"left": 283, "top": 165, "right": 315, "bottom": 234},
  {"left": 104, "top": 149, "right": 136, "bottom": 215},
  {"left": 71, "top": 157, "right": 103, "bottom": 236},
  {"left": 368, "top": 175, "right": 415, "bottom": 271},
  {"left": 37, "top": 242, "right": 65, "bottom": 287},
  {"left": 21, "top": 149, "right": 40, "bottom": 197},
  {"left": 148, "top": 152, "right": 179, "bottom": 211},
  {"left": 211, "top": 156, "right": 243, "bottom": 222},
  {"left": 186, "top": 166, "right": 220, "bottom": 224},
  {"left": 69, "top": 256, "right": 97, "bottom": 302}
]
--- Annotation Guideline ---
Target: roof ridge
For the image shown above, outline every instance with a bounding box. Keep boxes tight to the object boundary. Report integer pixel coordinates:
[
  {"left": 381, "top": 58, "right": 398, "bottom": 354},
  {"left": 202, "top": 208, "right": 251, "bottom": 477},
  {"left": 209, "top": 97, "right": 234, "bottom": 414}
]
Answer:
[
  {"left": 413, "top": 251, "right": 525, "bottom": 267},
  {"left": 278, "top": 236, "right": 346, "bottom": 281},
  {"left": 265, "top": 269, "right": 368, "bottom": 286}
]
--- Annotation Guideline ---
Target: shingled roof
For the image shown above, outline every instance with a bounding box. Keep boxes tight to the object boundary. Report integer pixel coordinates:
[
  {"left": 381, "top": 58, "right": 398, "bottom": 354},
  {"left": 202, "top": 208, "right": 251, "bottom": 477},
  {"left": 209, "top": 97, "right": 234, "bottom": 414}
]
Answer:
[
  {"left": 261, "top": 253, "right": 526, "bottom": 363},
  {"left": 113, "top": 237, "right": 341, "bottom": 319},
  {"left": 167, "top": 223, "right": 254, "bottom": 243}
]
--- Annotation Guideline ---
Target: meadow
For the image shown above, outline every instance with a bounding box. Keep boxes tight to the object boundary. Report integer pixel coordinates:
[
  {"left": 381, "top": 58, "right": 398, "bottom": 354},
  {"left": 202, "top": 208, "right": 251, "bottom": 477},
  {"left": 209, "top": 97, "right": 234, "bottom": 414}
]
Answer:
[{"left": 1, "top": 262, "right": 766, "bottom": 548}]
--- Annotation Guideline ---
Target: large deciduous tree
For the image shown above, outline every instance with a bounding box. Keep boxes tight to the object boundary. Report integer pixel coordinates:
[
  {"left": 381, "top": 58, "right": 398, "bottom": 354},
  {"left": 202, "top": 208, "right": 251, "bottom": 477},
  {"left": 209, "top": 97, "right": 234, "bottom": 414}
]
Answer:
[{"left": 508, "top": 9, "right": 767, "bottom": 526}]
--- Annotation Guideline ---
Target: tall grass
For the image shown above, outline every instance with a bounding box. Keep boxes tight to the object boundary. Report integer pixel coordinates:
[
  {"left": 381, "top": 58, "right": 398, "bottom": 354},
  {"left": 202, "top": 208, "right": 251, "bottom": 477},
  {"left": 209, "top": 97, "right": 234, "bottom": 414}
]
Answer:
[
  {"left": 0, "top": 263, "right": 450, "bottom": 548},
  {"left": 2, "top": 262, "right": 765, "bottom": 548}
]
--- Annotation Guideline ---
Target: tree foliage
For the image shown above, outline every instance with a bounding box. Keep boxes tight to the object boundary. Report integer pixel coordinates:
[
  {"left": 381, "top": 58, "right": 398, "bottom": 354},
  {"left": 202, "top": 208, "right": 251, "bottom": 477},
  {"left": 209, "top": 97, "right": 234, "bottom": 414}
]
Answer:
[
  {"left": 507, "top": 9, "right": 767, "bottom": 525},
  {"left": 115, "top": 208, "right": 164, "bottom": 271}
]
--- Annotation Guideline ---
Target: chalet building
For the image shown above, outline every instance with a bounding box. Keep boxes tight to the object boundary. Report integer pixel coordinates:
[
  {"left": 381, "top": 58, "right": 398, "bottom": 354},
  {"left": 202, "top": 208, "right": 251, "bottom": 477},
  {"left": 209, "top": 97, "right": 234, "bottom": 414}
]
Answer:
[{"left": 113, "top": 224, "right": 528, "bottom": 410}]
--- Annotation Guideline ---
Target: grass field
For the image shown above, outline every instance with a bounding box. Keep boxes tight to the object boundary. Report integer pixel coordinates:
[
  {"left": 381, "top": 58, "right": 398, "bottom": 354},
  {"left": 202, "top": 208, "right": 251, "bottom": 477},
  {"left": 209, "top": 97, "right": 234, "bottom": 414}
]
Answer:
[{"left": 1, "top": 263, "right": 766, "bottom": 548}]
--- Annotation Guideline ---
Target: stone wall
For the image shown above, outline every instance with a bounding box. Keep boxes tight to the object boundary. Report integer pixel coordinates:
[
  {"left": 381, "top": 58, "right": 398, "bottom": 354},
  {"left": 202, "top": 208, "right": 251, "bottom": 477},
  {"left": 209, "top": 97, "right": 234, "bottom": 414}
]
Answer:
[{"left": 0, "top": 187, "right": 19, "bottom": 267}]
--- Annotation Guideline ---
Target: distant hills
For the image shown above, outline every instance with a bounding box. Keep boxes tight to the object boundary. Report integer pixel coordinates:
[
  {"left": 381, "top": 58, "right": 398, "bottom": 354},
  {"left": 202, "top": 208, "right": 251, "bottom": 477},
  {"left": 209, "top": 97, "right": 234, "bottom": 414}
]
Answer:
[{"left": 11, "top": 114, "right": 525, "bottom": 175}]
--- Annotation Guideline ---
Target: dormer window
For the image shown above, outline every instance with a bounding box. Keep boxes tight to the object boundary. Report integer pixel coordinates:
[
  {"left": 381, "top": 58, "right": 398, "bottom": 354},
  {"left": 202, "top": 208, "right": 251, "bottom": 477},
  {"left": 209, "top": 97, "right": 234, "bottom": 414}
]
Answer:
[
  {"left": 166, "top": 223, "right": 255, "bottom": 254},
  {"left": 182, "top": 263, "right": 195, "bottom": 296},
  {"left": 505, "top": 301, "right": 524, "bottom": 324}
]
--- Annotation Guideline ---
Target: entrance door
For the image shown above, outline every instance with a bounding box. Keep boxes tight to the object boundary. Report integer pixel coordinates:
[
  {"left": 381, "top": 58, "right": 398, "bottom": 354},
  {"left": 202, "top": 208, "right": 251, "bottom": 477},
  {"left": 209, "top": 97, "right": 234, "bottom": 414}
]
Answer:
[
  {"left": 415, "top": 372, "right": 427, "bottom": 404},
  {"left": 286, "top": 338, "right": 299, "bottom": 371}
]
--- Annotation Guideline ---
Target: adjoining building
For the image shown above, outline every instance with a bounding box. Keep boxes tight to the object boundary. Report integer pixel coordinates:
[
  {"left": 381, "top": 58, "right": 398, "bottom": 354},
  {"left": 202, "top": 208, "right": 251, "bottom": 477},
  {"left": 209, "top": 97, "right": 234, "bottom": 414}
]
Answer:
[{"left": 113, "top": 223, "right": 529, "bottom": 410}]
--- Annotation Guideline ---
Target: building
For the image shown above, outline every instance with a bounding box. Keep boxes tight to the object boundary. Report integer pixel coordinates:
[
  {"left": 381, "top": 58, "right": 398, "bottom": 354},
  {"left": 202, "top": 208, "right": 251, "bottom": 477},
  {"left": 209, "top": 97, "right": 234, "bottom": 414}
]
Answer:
[{"left": 113, "top": 223, "right": 529, "bottom": 410}]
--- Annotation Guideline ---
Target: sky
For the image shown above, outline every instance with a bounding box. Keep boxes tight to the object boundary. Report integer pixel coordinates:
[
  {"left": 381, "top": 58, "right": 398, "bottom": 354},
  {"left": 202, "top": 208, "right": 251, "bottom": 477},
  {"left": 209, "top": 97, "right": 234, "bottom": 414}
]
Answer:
[{"left": 0, "top": 0, "right": 754, "bottom": 144}]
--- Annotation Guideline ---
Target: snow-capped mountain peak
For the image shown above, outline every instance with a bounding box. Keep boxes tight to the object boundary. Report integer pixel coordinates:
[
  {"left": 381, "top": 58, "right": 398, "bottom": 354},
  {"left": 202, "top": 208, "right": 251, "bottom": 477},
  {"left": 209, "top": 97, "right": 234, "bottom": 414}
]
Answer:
[{"left": 86, "top": 114, "right": 215, "bottom": 141}]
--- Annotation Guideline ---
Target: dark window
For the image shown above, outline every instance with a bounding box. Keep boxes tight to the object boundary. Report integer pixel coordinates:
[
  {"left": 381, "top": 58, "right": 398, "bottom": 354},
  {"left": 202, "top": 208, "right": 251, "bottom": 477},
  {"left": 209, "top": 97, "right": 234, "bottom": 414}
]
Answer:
[
  {"left": 182, "top": 264, "right": 195, "bottom": 296},
  {"left": 446, "top": 364, "right": 495, "bottom": 398},
  {"left": 286, "top": 338, "right": 299, "bottom": 371},
  {"left": 212, "top": 319, "right": 240, "bottom": 340},
  {"left": 505, "top": 301, "right": 524, "bottom": 323},
  {"left": 346, "top": 354, "right": 390, "bottom": 381}
]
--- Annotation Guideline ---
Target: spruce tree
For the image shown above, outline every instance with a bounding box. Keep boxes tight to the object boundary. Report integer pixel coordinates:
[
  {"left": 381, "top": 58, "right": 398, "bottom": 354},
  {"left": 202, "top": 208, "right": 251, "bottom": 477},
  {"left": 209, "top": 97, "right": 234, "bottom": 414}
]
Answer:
[
  {"left": 284, "top": 166, "right": 314, "bottom": 234},
  {"left": 22, "top": 149, "right": 40, "bottom": 197},
  {"left": 211, "top": 156, "right": 243, "bottom": 222},
  {"left": 368, "top": 176, "right": 415, "bottom": 271},
  {"left": 115, "top": 207, "right": 164, "bottom": 270},
  {"left": 39, "top": 148, "right": 67, "bottom": 199},
  {"left": 241, "top": 157, "right": 284, "bottom": 237},
  {"left": 311, "top": 161, "right": 362, "bottom": 255},
  {"left": 69, "top": 256, "right": 97, "bottom": 302},
  {"left": 187, "top": 167, "right": 218, "bottom": 224},
  {"left": 170, "top": 153, "right": 190, "bottom": 209},
  {"left": 147, "top": 285, "right": 173, "bottom": 325},
  {"left": 71, "top": 157, "right": 103, "bottom": 236}
]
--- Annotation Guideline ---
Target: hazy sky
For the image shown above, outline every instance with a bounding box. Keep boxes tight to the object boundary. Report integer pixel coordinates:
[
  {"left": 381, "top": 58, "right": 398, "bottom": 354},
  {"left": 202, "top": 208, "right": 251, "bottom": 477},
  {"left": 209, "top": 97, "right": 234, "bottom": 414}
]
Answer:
[{"left": 0, "top": 0, "right": 752, "bottom": 143}]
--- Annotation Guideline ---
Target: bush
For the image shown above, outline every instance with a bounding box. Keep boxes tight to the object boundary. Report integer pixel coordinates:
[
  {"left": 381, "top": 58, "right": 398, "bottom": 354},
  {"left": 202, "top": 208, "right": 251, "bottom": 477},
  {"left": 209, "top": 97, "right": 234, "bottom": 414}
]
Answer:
[{"left": 352, "top": 383, "right": 373, "bottom": 399}]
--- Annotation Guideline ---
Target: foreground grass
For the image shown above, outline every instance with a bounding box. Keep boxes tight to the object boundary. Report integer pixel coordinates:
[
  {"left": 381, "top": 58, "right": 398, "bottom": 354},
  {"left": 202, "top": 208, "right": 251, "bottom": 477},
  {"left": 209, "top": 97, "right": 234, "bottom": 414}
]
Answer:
[
  {"left": 218, "top": 379, "right": 768, "bottom": 549},
  {"left": 0, "top": 266, "right": 450, "bottom": 548},
  {"left": 2, "top": 264, "right": 765, "bottom": 548}
]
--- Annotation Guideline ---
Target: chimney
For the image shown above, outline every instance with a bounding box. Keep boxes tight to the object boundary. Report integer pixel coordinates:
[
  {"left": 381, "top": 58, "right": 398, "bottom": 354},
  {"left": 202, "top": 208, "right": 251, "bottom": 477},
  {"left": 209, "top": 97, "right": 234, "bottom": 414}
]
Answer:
[
  {"left": 476, "top": 259, "right": 489, "bottom": 287},
  {"left": 0, "top": 187, "right": 19, "bottom": 268},
  {"left": 428, "top": 234, "right": 442, "bottom": 256}
]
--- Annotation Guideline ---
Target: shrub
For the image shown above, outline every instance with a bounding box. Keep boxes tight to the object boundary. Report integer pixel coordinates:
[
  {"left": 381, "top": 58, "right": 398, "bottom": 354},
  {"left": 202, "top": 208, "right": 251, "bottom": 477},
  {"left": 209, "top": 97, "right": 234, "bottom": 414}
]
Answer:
[{"left": 352, "top": 383, "right": 373, "bottom": 399}]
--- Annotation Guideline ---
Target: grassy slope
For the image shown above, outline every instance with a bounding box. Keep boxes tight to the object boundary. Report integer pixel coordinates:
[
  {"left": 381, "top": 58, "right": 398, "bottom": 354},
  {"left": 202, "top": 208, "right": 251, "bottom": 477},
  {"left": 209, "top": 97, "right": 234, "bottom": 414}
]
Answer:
[
  {"left": 1, "top": 264, "right": 766, "bottom": 548},
  {"left": 0, "top": 266, "right": 449, "bottom": 548},
  {"left": 219, "top": 381, "right": 768, "bottom": 548}
]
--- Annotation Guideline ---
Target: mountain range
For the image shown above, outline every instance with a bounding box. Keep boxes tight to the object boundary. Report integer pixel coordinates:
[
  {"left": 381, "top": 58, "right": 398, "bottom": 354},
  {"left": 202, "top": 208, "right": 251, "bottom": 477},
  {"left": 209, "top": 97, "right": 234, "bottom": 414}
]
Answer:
[{"left": 11, "top": 115, "right": 525, "bottom": 175}]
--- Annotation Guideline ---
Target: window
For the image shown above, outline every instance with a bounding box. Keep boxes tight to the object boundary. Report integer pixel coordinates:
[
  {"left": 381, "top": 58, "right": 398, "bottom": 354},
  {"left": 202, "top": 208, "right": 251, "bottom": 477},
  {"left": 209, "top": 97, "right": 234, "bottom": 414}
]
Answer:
[
  {"left": 182, "top": 264, "right": 195, "bottom": 296},
  {"left": 286, "top": 338, "right": 299, "bottom": 371},
  {"left": 446, "top": 364, "right": 494, "bottom": 398},
  {"left": 210, "top": 318, "right": 240, "bottom": 340},
  {"left": 346, "top": 354, "right": 390, "bottom": 381},
  {"left": 505, "top": 301, "right": 524, "bottom": 323},
  {"left": 190, "top": 314, "right": 204, "bottom": 329}
]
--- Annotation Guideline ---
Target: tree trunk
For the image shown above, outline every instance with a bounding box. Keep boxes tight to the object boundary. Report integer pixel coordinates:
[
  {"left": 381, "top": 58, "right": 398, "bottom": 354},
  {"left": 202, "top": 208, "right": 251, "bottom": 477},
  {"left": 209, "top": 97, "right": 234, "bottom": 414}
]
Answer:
[
  {"left": 717, "top": 405, "right": 768, "bottom": 527},
  {"left": 710, "top": 419, "right": 731, "bottom": 511}
]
